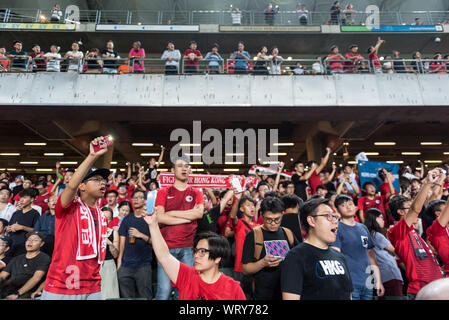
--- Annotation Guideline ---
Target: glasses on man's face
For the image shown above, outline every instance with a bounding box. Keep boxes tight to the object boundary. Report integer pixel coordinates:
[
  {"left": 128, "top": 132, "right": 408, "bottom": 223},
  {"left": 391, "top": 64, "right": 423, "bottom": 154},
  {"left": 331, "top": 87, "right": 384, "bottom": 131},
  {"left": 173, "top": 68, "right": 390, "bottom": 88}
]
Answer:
[
  {"left": 86, "top": 177, "right": 106, "bottom": 184},
  {"left": 26, "top": 238, "right": 41, "bottom": 243},
  {"left": 192, "top": 247, "right": 210, "bottom": 257},
  {"left": 132, "top": 196, "right": 145, "bottom": 200},
  {"left": 263, "top": 216, "right": 282, "bottom": 224},
  {"left": 312, "top": 212, "right": 341, "bottom": 222}
]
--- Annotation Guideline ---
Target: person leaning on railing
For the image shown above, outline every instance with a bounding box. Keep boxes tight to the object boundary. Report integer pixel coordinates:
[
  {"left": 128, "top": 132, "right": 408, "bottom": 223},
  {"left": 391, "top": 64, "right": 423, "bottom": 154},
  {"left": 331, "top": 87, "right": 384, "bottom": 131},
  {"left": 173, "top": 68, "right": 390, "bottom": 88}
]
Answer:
[
  {"left": 7, "top": 40, "right": 31, "bottom": 72},
  {"left": 84, "top": 48, "right": 103, "bottom": 74},
  {"left": 101, "top": 40, "right": 120, "bottom": 74},
  {"left": 326, "top": 45, "right": 344, "bottom": 74},
  {"left": 64, "top": 42, "right": 84, "bottom": 73},
  {"left": 204, "top": 43, "right": 223, "bottom": 74},
  {"left": 128, "top": 41, "right": 146, "bottom": 73},
  {"left": 0, "top": 47, "right": 11, "bottom": 72},
  {"left": 29, "top": 44, "right": 46, "bottom": 72},
  {"left": 161, "top": 40, "right": 181, "bottom": 75},
  {"left": 44, "top": 45, "right": 62, "bottom": 72},
  {"left": 411, "top": 51, "right": 425, "bottom": 74}
]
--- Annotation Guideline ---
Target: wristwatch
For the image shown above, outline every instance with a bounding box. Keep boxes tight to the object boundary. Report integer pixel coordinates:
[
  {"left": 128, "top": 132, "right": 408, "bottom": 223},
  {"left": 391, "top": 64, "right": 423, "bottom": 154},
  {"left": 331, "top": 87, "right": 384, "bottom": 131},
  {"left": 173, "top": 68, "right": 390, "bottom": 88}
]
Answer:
[{"left": 15, "top": 290, "right": 21, "bottom": 297}]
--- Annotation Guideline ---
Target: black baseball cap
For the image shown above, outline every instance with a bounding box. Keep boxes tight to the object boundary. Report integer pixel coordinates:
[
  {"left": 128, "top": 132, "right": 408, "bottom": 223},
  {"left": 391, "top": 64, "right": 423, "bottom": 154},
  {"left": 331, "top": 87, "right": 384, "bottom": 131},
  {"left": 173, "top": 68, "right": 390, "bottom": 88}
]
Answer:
[
  {"left": 0, "top": 236, "right": 12, "bottom": 247},
  {"left": 82, "top": 167, "right": 110, "bottom": 182},
  {"left": 26, "top": 231, "right": 46, "bottom": 242}
]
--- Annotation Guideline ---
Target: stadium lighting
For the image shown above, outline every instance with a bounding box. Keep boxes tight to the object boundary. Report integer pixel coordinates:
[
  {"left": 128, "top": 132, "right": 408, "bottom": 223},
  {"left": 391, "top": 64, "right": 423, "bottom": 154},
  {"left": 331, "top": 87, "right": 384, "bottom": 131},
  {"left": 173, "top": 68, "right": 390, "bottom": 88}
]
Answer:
[
  {"left": 132, "top": 143, "right": 154, "bottom": 147},
  {"left": 374, "top": 142, "right": 396, "bottom": 146},
  {"left": 24, "top": 143, "right": 47, "bottom": 146},
  {"left": 420, "top": 142, "right": 442, "bottom": 145}
]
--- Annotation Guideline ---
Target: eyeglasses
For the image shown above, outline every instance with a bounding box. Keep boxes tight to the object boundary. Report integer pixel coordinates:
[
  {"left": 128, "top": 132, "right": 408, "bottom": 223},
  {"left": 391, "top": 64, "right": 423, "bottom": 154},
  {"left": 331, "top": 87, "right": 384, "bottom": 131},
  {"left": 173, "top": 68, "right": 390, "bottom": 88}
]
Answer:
[
  {"left": 86, "top": 177, "right": 106, "bottom": 184},
  {"left": 132, "top": 196, "right": 145, "bottom": 200},
  {"left": 26, "top": 238, "right": 42, "bottom": 243},
  {"left": 263, "top": 216, "right": 282, "bottom": 224},
  {"left": 400, "top": 207, "right": 411, "bottom": 210},
  {"left": 311, "top": 213, "right": 341, "bottom": 222},
  {"left": 192, "top": 247, "right": 210, "bottom": 257}
]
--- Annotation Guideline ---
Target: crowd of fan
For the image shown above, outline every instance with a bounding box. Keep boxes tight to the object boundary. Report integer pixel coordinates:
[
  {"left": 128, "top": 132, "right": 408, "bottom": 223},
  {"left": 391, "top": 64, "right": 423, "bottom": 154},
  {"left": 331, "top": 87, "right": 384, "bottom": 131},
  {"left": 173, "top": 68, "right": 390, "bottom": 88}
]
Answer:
[
  {"left": 2, "top": 36, "right": 449, "bottom": 75},
  {"left": 0, "top": 144, "right": 449, "bottom": 300}
]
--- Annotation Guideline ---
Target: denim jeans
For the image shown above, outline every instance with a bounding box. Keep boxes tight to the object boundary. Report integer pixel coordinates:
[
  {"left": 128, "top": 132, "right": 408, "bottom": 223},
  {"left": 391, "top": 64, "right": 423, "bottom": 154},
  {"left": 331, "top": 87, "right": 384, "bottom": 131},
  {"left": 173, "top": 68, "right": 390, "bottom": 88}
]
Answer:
[
  {"left": 352, "top": 284, "right": 373, "bottom": 300},
  {"left": 154, "top": 247, "right": 193, "bottom": 300}
]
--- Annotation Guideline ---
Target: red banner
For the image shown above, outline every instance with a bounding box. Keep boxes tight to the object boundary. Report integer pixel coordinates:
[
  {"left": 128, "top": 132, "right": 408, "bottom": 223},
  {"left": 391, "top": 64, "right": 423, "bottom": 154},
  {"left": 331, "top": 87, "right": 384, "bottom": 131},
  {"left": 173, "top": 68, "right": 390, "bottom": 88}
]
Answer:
[{"left": 159, "top": 172, "right": 258, "bottom": 190}]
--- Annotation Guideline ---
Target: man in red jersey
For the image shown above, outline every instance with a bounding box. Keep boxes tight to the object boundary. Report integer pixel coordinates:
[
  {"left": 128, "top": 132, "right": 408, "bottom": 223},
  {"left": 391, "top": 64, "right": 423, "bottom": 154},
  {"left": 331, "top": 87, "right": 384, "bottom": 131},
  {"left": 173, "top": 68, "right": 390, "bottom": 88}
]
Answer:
[
  {"left": 387, "top": 169, "right": 444, "bottom": 300},
  {"left": 154, "top": 157, "right": 204, "bottom": 300},
  {"left": 144, "top": 211, "right": 245, "bottom": 300},
  {"left": 41, "top": 137, "right": 110, "bottom": 300},
  {"left": 426, "top": 176, "right": 449, "bottom": 275}
]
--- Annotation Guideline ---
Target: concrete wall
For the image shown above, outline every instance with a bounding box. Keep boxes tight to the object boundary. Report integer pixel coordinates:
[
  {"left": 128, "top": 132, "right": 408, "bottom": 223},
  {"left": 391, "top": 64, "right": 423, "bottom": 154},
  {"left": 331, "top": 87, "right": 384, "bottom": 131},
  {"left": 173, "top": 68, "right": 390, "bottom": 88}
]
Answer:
[{"left": 0, "top": 73, "right": 448, "bottom": 107}]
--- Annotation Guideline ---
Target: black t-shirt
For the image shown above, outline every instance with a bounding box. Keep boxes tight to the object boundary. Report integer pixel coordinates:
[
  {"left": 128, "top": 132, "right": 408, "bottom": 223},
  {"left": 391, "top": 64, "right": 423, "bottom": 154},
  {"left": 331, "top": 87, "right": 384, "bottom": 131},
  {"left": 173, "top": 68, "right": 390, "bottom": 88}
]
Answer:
[
  {"left": 196, "top": 205, "right": 221, "bottom": 235},
  {"left": 291, "top": 173, "right": 308, "bottom": 201},
  {"left": 105, "top": 230, "right": 115, "bottom": 261},
  {"left": 393, "top": 59, "right": 406, "bottom": 73},
  {"left": 145, "top": 166, "right": 159, "bottom": 184},
  {"left": 281, "top": 242, "right": 353, "bottom": 300},
  {"left": 118, "top": 213, "right": 153, "bottom": 268},
  {"left": 241, "top": 227, "right": 299, "bottom": 300},
  {"left": 101, "top": 49, "right": 119, "bottom": 69},
  {"left": 4, "top": 252, "right": 50, "bottom": 292},
  {"left": 280, "top": 213, "right": 303, "bottom": 243},
  {"left": 8, "top": 209, "right": 40, "bottom": 253}
]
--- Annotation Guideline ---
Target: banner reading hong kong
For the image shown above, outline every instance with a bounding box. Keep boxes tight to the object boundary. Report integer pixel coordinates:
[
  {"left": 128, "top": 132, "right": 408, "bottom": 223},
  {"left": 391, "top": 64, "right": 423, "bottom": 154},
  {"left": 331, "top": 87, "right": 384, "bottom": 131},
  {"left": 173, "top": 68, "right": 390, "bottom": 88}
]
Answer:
[
  {"left": 159, "top": 172, "right": 258, "bottom": 190},
  {"left": 357, "top": 160, "right": 400, "bottom": 193}
]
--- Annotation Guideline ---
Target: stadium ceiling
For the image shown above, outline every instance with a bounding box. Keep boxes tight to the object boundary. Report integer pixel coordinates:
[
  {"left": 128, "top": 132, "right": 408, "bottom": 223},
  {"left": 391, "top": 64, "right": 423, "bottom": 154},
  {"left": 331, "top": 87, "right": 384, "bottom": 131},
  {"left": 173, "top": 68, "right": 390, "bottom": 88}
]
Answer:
[{"left": 1, "top": 113, "right": 449, "bottom": 174}]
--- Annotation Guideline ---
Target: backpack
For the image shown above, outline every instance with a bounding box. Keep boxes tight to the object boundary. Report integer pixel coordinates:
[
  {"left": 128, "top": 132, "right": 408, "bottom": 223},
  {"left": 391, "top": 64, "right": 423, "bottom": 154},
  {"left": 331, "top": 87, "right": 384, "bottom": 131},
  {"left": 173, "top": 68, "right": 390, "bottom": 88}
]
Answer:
[{"left": 252, "top": 225, "right": 294, "bottom": 260}]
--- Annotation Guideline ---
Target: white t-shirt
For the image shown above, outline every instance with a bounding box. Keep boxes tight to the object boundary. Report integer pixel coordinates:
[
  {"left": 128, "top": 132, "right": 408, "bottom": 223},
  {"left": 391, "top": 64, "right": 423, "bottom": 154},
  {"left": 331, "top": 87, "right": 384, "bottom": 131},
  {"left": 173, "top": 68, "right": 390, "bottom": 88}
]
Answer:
[
  {"left": 65, "top": 51, "right": 84, "bottom": 71},
  {"left": 44, "top": 52, "right": 61, "bottom": 71},
  {"left": 231, "top": 12, "right": 242, "bottom": 24},
  {"left": 312, "top": 62, "right": 324, "bottom": 74},
  {"left": 0, "top": 203, "right": 16, "bottom": 222}
]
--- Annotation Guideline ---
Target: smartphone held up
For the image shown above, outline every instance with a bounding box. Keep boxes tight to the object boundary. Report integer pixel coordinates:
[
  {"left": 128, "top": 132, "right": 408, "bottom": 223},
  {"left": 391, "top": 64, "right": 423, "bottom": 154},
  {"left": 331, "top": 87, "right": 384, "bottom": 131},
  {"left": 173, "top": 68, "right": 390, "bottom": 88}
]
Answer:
[{"left": 92, "top": 135, "right": 114, "bottom": 153}]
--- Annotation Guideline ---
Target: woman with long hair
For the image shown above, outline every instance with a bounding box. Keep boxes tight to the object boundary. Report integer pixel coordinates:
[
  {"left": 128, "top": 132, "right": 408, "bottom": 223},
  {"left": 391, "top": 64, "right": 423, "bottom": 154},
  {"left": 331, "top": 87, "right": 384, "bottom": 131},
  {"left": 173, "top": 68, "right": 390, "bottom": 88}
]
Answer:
[{"left": 364, "top": 208, "right": 404, "bottom": 298}]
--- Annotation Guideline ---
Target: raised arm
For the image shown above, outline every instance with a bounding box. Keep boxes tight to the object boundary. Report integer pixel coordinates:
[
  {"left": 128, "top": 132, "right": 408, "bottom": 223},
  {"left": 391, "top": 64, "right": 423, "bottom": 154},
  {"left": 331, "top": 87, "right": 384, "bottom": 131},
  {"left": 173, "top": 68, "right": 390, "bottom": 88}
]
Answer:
[
  {"left": 272, "top": 162, "right": 285, "bottom": 193},
  {"left": 204, "top": 188, "right": 217, "bottom": 207},
  {"left": 59, "top": 137, "right": 109, "bottom": 208},
  {"left": 229, "top": 191, "right": 242, "bottom": 226},
  {"left": 144, "top": 212, "right": 180, "bottom": 284},
  {"left": 157, "top": 146, "right": 165, "bottom": 168},
  {"left": 316, "top": 147, "right": 331, "bottom": 174},
  {"left": 405, "top": 168, "right": 439, "bottom": 227}
]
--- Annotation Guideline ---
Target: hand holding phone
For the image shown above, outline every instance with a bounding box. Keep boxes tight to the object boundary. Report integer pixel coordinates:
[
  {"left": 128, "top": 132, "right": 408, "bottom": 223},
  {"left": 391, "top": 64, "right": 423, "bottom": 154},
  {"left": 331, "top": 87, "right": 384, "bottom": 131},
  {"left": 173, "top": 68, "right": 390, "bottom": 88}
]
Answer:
[{"left": 92, "top": 135, "right": 114, "bottom": 153}]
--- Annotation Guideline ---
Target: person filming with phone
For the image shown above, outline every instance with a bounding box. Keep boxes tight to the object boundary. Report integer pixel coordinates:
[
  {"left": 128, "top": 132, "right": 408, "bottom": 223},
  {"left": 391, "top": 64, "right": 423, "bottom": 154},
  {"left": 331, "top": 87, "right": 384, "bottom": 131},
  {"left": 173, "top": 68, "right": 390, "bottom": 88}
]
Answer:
[
  {"left": 41, "top": 136, "right": 112, "bottom": 300},
  {"left": 241, "top": 197, "right": 299, "bottom": 300}
]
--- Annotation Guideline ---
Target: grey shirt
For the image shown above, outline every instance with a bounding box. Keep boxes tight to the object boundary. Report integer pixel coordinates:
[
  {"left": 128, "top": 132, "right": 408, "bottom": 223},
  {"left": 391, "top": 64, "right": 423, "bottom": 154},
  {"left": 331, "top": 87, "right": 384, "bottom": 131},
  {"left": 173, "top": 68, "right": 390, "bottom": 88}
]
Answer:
[{"left": 372, "top": 231, "right": 403, "bottom": 283}]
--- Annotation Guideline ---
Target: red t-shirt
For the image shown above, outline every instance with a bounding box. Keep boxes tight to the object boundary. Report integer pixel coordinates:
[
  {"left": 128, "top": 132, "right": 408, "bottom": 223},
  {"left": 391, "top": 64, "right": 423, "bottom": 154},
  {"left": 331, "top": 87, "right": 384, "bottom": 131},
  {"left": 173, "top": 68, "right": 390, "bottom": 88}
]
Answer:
[
  {"left": 173, "top": 262, "right": 246, "bottom": 300},
  {"left": 234, "top": 218, "right": 259, "bottom": 273},
  {"left": 184, "top": 49, "right": 202, "bottom": 66},
  {"left": 426, "top": 219, "right": 449, "bottom": 274},
  {"left": 155, "top": 185, "right": 203, "bottom": 248},
  {"left": 308, "top": 170, "right": 322, "bottom": 195},
  {"left": 34, "top": 193, "right": 52, "bottom": 214},
  {"left": 387, "top": 218, "right": 443, "bottom": 294},
  {"left": 44, "top": 196, "right": 103, "bottom": 295},
  {"left": 357, "top": 196, "right": 385, "bottom": 216},
  {"left": 344, "top": 52, "right": 363, "bottom": 72},
  {"left": 326, "top": 54, "right": 343, "bottom": 71},
  {"left": 368, "top": 52, "right": 381, "bottom": 68}
]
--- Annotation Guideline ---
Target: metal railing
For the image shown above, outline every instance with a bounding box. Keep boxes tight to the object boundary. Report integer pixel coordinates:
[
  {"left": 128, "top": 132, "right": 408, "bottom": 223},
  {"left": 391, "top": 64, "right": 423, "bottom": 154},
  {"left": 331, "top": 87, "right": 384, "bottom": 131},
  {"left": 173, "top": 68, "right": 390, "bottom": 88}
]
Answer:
[
  {"left": 2, "top": 8, "right": 449, "bottom": 26},
  {"left": 2, "top": 56, "right": 449, "bottom": 75}
]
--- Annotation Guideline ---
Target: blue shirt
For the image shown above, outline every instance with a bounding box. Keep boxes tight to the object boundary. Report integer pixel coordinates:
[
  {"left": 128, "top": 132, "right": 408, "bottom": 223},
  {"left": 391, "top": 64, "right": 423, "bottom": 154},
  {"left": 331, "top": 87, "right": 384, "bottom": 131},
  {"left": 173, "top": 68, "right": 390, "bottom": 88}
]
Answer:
[
  {"left": 118, "top": 213, "right": 153, "bottom": 268},
  {"left": 331, "top": 221, "right": 374, "bottom": 287},
  {"left": 204, "top": 52, "right": 223, "bottom": 67},
  {"left": 34, "top": 212, "right": 55, "bottom": 237},
  {"left": 232, "top": 51, "right": 250, "bottom": 70}
]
